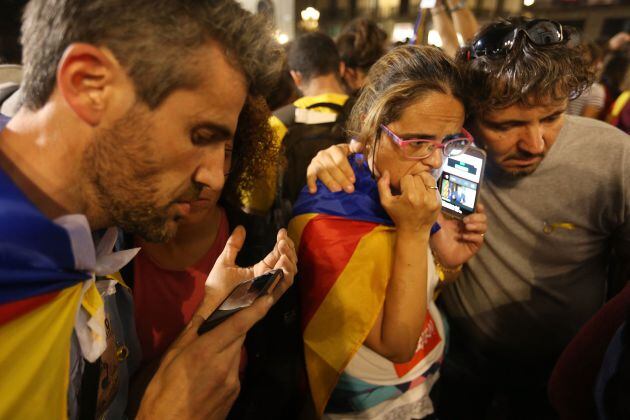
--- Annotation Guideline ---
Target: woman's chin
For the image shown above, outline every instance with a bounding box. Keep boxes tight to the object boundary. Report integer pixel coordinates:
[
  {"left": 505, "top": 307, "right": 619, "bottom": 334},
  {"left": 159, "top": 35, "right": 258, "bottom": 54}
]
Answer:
[{"left": 179, "top": 204, "right": 216, "bottom": 225}]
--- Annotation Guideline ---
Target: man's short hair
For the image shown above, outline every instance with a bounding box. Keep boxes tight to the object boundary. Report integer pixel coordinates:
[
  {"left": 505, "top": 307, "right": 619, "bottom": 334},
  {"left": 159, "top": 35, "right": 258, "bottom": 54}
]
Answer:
[
  {"left": 456, "top": 17, "right": 595, "bottom": 117},
  {"left": 21, "top": 0, "right": 283, "bottom": 110},
  {"left": 287, "top": 32, "right": 340, "bottom": 81},
  {"left": 336, "top": 18, "right": 387, "bottom": 72}
]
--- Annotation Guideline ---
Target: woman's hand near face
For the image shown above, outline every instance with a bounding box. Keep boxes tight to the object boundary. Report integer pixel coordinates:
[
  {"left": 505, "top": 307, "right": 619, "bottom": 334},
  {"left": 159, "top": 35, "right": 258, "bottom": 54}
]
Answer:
[
  {"left": 377, "top": 170, "right": 441, "bottom": 234},
  {"left": 365, "top": 170, "right": 440, "bottom": 363}
]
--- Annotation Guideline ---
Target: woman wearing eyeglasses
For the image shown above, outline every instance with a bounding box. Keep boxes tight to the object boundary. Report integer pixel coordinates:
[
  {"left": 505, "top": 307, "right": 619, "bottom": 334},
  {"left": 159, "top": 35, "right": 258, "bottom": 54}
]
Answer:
[{"left": 288, "top": 45, "right": 487, "bottom": 419}]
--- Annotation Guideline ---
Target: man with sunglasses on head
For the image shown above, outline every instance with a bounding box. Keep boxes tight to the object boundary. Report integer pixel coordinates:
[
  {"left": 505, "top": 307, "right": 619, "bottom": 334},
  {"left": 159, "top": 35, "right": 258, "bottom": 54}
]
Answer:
[{"left": 305, "top": 17, "right": 630, "bottom": 419}]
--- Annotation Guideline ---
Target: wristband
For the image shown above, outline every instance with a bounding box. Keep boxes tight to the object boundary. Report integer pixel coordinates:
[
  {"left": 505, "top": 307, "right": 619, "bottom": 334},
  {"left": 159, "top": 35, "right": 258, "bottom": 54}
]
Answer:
[{"left": 435, "top": 259, "right": 463, "bottom": 282}]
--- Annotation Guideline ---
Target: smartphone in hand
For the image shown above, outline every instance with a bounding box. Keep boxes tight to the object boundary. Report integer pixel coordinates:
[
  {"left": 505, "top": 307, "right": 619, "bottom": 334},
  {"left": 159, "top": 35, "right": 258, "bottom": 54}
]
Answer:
[
  {"left": 438, "top": 146, "right": 486, "bottom": 219},
  {"left": 197, "top": 269, "right": 284, "bottom": 335}
]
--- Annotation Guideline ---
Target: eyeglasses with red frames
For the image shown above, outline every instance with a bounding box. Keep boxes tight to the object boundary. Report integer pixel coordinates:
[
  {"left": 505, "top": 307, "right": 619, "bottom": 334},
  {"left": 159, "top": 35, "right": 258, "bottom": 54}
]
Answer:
[{"left": 380, "top": 124, "right": 474, "bottom": 160}]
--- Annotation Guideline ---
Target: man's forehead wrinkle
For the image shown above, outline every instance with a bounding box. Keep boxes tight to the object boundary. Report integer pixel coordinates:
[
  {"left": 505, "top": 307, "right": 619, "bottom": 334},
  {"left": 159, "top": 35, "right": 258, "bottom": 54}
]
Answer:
[
  {"left": 185, "top": 40, "right": 248, "bottom": 89},
  {"left": 182, "top": 102, "right": 236, "bottom": 136},
  {"left": 176, "top": 43, "right": 248, "bottom": 131},
  {"left": 223, "top": 46, "right": 249, "bottom": 87},
  {"left": 484, "top": 101, "right": 567, "bottom": 123}
]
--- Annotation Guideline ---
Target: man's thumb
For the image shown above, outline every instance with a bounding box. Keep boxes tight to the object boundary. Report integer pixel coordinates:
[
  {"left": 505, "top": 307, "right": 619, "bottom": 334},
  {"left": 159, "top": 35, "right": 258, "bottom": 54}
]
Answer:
[{"left": 219, "top": 225, "right": 246, "bottom": 266}]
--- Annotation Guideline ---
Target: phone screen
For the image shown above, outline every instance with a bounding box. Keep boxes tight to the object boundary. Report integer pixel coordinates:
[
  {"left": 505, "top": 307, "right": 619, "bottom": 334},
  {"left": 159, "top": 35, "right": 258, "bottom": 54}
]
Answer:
[
  {"left": 197, "top": 269, "right": 283, "bottom": 335},
  {"left": 438, "top": 149, "right": 485, "bottom": 218}
]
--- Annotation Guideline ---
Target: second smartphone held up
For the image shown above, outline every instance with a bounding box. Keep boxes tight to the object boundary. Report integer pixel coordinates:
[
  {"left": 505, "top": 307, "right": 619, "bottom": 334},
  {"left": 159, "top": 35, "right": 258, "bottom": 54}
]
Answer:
[{"left": 197, "top": 269, "right": 284, "bottom": 335}]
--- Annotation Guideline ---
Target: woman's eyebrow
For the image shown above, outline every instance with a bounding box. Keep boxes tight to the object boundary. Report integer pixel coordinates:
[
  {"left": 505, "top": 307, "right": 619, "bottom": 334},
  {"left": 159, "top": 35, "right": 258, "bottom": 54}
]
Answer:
[
  {"left": 443, "top": 132, "right": 466, "bottom": 140},
  {"left": 398, "top": 133, "right": 437, "bottom": 140}
]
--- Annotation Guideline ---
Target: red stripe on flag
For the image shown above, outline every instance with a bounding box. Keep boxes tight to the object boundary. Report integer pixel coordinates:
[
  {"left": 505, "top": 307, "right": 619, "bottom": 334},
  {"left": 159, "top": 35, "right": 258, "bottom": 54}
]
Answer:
[
  {"left": 298, "top": 215, "right": 378, "bottom": 329},
  {"left": 0, "top": 290, "right": 60, "bottom": 326}
]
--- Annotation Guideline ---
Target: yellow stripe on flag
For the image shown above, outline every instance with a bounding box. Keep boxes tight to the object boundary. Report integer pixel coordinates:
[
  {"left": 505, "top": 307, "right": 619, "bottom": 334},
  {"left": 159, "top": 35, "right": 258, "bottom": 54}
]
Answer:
[
  {"left": 0, "top": 284, "right": 84, "bottom": 419},
  {"left": 303, "top": 224, "right": 395, "bottom": 414}
]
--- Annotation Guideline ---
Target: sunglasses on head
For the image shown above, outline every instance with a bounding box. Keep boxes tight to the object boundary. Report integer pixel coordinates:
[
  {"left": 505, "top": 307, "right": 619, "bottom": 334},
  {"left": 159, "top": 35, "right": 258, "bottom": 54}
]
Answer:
[{"left": 467, "top": 19, "right": 564, "bottom": 60}]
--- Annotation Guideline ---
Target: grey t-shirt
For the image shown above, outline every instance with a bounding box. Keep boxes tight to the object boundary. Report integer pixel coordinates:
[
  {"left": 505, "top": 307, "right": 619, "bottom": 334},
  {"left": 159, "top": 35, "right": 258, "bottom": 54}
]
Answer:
[{"left": 441, "top": 115, "right": 630, "bottom": 367}]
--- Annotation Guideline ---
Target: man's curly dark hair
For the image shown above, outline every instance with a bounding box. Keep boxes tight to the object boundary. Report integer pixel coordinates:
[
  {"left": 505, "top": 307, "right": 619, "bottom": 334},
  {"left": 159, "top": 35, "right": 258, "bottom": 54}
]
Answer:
[{"left": 456, "top": 17, "right": 595, "bottom": 117}]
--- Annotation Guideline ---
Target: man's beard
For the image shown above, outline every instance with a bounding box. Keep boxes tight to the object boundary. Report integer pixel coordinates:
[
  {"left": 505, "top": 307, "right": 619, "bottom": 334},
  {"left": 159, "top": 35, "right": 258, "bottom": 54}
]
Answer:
[
  {"left": 491, "top": 151, "right": 545, "bottom": 178},
  {"left": 83, "top": 106, "right": 196, "bottom": 243}
]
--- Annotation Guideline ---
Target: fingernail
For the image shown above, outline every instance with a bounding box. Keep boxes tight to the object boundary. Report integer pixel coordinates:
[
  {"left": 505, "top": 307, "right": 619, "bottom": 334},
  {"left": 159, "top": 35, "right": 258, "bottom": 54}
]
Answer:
[{"left": 345, "top": 185, "right": 354, "bottom": 193}]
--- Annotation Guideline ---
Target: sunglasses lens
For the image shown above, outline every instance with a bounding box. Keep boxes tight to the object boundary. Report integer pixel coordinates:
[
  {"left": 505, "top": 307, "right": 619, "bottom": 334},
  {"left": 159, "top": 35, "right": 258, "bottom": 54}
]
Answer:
[
  {"left": 472, "top": 26, "right": 515, "bottom": 58},
  {"left": 470, "top": 19, "right": 563, "bottom": 59},
  {"left": 525, "top": 20, "right": 562, "bottom": 45}
]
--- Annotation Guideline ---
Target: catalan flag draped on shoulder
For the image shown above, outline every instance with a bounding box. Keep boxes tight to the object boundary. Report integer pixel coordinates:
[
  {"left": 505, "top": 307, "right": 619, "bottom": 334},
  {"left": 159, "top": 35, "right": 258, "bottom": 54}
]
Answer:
[
  {"left": 0, "top": 167, "right": 94, "bottom": 418},
  {"left": 288, "top": 154, "right": 445, "bottom": 418},
  {"left": 0, "top": 112, "right": 121, "bottom": 419}
]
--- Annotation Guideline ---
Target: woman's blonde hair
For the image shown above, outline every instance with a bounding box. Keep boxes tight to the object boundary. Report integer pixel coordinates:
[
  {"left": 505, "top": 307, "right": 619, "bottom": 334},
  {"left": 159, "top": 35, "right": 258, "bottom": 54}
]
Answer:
[{"left": 347, "top": 45, "right": 465, "bottom": 150}]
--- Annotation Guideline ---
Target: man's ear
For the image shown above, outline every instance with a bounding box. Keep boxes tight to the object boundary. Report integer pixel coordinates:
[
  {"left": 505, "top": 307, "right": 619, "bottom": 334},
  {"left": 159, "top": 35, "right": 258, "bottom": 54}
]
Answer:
[
  {"left": 339, "top": 61, "right": 346, "bottom": 78},
  {"left": 56, "top": 43, "right": 122, "bottom": 126},
  {"left": 289, "top": 70, "right": 303, "bottom": 89},
  {"left": 343, "top": 67, "right": 359, "bottom": 89}
]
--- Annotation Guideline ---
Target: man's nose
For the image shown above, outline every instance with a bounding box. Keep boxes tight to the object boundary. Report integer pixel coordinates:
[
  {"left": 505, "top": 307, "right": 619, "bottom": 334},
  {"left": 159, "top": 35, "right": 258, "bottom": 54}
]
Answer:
[
  {"left": 519, "top": 124, "right": 545, "bottom": 155},
  {"left": 194, "top": 149, "right": 226, "bottom": 192}
]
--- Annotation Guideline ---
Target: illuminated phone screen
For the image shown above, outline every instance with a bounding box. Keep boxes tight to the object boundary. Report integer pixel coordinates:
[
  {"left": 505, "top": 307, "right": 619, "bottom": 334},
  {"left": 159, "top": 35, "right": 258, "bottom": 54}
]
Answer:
[
  {"left": 197, "top": 270, "right": 283, "bottom": 335},
  {"left": 439, "top": 152, "right": 484, "bottom": 217},
  {"left": 219, "top": 271, "right": 280, "bottom": 310}
]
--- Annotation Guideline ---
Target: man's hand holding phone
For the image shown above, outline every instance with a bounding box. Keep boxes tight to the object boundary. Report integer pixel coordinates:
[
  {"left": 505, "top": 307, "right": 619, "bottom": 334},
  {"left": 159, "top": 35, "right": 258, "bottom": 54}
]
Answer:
[
  {"left": 136, "top": 226, "right": 297, "bottom": 419},
  {"left": 201, "top": 226, "right": 297, "bottom": 315}
]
